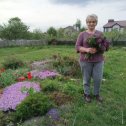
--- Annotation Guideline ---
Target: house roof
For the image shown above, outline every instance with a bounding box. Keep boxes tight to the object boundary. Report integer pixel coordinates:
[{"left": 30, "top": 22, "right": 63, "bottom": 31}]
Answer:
[
  {"left": 63, "top": 26, "right": 75, "bottom": 30},
  {"left": 103, "top": 20, "right": 126, "bottom": 28},
  {"left": 63, "top": 26, "right": 77, "bottom": 32}
]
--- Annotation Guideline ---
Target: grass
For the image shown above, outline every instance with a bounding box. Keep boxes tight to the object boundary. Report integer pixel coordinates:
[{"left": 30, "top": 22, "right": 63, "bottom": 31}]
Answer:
[
  {"left": 0, "top": 45, "right": 75, "bottom": 65},
  {"left": 0, "top": 45, "right": 126, "bottom": 126}
]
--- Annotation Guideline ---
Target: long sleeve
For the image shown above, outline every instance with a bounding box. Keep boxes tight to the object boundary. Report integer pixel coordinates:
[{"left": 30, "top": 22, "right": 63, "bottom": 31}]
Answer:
[
  {"left": 104, "top": 38, "right": 110, "bottom": 51},
  {"left": 100, "top": 37, "right": 110, "bottom": 52},
  {"left": 75, "top": 30, "right": 107, "bottom": 62},
  {"left": 75, "top": 32, "right": 84, "bottom": 53}
]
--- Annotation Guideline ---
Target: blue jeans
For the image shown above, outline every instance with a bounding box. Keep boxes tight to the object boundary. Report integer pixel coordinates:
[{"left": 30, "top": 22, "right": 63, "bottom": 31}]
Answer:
[{"left": 80, "top": 61, "right": 104, "bottom": 95}]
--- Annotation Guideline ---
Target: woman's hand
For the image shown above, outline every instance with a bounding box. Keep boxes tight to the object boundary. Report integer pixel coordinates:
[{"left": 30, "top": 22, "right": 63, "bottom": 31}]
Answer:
[
  {"left": 79, "top": 47, "right": 97, "bottom": 54},
  {"left": 91, "top": 48, "right": 97, "bottom": 54},
  {"left": 86, "top": 48, "right": 97, "bottom": 54}
]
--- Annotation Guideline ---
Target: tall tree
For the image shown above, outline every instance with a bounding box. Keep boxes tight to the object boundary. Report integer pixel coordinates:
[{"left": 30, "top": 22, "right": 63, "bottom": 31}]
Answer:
[
  {"left": 47, "top": 27, "right": 57, "bottom": 37},
  {"left": 0, "top": 17, "right": 29, "bottom": 40},
  {"left": 75, "top": 19, "right": 81, "bottom": 31},
  {"left": 32, "top": 29, "right": 44, "bottom": 40}
]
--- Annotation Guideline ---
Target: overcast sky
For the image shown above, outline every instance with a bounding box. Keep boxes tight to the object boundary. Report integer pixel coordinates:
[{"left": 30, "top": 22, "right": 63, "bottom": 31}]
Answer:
[{"left": 0, "top": 0, "right": 126, "bottom": 32}]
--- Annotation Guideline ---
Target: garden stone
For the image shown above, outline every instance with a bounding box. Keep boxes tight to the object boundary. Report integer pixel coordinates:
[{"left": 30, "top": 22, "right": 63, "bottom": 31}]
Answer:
[{"left": 46, "top": 108, "right": 60, "bottom": 121}]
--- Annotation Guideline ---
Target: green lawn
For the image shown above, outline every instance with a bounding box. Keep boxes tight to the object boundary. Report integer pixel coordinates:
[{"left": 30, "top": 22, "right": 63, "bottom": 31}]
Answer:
[
  {"left": 0, "top": 45, "right": 126, "bottom": 126},
  {"left": 0, "top": 46, "right": 75, "bottom": 64}
]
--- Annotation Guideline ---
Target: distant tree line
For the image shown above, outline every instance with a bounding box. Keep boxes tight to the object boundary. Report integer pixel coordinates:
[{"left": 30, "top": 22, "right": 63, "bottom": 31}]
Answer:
[
  {"left": 0, "top": 17, "right": 126, "bottom": 46},
  {"left": 0, "top": 17, "right": 85, "bottom": 41}
]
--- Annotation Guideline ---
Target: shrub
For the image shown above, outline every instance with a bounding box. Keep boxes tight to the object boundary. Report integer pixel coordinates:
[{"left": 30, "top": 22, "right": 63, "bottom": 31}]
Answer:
[
  {"left": 0, "top": 69, "right": 16, "bottom": 88},
  {"left": 62, "top": 83, "right": 82, "bottom": 95},
  {"left": 0, "top": 68, "right": 32, "bottom": 88},
  {"left": 3, "top": 56, "right": 24, "bottom": 69},
  {"left": 15, "top": 93, "right": 54, "bottom": 121},
  {"left": 52, "top": 55, "right": 81, "bottom": 78},
  {"left": 49, "top": 91, "right": 72, "bottom": 106},
  {"left": 40, "top": 79, "right": 60, "bottom": 92}
]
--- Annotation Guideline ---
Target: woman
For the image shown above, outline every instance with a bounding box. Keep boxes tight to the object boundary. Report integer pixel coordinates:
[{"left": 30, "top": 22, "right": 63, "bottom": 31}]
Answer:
[{"left": 75, "top": 14, "right": 109, "bottom": 103}]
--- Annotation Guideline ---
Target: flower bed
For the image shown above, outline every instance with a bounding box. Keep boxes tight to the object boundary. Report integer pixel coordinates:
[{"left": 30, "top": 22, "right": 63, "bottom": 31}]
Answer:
[
  {"left": 30, "top": 60, "right": 52, "bottom": 70},
  {"left": 0, "top": 81, "right": 41, "bottom": 111},
  {"left": 31, "top": 70, "right": 59, "bottom": 79}
]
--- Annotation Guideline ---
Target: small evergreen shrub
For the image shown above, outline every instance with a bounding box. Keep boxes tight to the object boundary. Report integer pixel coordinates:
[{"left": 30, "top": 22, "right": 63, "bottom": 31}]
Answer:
[
  {"left": 42, "top": 83, "right": 59, "bottom": 92},
  {"left": 40, "top": 79, "right": 60, "bottom": 92},
  {"left": 62, "top": 83, "right": 81, "bottom": 95},
  {"left": 3, "top": 56, "right": 24, "bottom": 69},
  {"left": 15, "top": 93, "right": 54, "bottom": 121}
]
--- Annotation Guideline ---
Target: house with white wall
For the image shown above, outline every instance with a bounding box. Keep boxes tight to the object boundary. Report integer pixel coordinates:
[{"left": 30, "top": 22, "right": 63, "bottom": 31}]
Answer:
[{"left": 103, "top": 19, "right": 126, "bottom": 32}]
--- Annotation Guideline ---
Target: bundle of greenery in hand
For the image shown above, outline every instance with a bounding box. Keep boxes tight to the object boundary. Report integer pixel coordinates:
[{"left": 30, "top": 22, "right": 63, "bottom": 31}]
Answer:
[{"left": 85, "top": 35, "right": 109, "bottom": 59}]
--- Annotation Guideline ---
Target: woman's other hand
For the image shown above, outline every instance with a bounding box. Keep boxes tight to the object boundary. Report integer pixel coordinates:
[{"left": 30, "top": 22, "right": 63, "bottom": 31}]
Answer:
[{"left": 86, "top": 48, "right": 97, "bottom": 54}]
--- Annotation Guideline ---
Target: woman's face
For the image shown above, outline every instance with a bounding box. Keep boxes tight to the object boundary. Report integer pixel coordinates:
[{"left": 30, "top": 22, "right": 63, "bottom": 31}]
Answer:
[{"left": 86, "top": 17, "right": 97, "bottom": 31}]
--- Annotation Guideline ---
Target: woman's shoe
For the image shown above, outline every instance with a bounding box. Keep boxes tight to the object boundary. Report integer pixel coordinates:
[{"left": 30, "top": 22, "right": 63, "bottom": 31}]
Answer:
[
  {"left": 84, "top": 94, "right": 91, "bottom": 103},
  {"left": 94, "top": 95, "right": 103, "bottom": 103}
]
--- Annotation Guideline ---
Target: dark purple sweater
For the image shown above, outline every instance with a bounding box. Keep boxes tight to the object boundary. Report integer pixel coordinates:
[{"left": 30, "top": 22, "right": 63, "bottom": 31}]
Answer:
[{"left": 75, "top": 30, "right": 107, "bottom": 62}]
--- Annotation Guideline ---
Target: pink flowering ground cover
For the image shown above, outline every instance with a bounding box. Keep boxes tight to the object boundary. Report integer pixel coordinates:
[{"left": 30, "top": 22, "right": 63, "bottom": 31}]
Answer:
[
  {"left": 0, "top": 81, "right": 41, "bottom": 111},
  {"left": 31, "top": 70, "right": 59, "bottom": 79}
]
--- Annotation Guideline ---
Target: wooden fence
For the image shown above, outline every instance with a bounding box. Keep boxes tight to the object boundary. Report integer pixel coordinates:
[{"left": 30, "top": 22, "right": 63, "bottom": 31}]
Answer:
[
  {"left": 0, "top": 40, "right": 47, "bottom": 48},
  {"left": 112, "top": 41, "right": 126, "bottom": 46},
  {"left": 0, "top": 39, "right": 126, "bottom": 47}
]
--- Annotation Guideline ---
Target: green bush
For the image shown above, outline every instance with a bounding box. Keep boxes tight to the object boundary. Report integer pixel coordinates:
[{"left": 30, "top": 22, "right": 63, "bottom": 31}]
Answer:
[
  {"left": 3, "top": 56, "right": 24, "bottom": 69},
  {"left": 0, "top": 69, "right": 16, "bottom": 88},
  {"left": 62, "top": 83, "right": 81, "bottom": 95},
  {"left": 52, "top": 55, "right": 81, "bottom": 78},
  {"left": 42, "top": 83, "right": 59, "bottom": 92},
  {"left": 15, "top": 93, "right": 54, "bottom": 121},
  {"left": 40, "top": 79, "right": 60, "bottom": 92}
]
